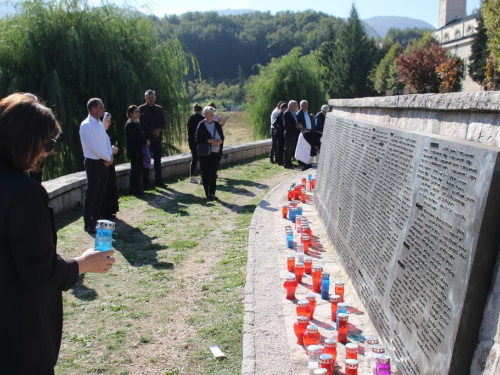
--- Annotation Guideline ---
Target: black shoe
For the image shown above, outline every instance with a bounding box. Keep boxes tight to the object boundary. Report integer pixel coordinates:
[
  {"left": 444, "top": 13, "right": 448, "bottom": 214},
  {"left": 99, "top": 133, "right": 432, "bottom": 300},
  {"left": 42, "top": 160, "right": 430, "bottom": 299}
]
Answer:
[
  {"left": 211, "top": 195, "right": 219, "bottom": 201},
  {"left": 207, "top": 196, "right": 214, "bottom": 202},
  {"left": 156, "top": 181, "right": 167, "bottom": 188},
  {"left": 301, "top": 164, "right": 312, "bottom": 171},
  {"left": 284, "top": 164, "right": 293, "bottom": 169}
]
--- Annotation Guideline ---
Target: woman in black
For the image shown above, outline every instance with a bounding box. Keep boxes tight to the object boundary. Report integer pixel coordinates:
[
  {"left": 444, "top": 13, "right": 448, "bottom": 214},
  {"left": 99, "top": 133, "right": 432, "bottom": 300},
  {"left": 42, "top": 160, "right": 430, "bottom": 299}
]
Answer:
[
  {"left": 195, "top": 106, "right": 224, "bottom": 201},
  {"left": 273, "top": 102, "right": 288, "bottom": 166},
  {"left": 0, "top": 93, "right": 116, "bottom": 374},
  {"left": 186, "top": 103, "right": 204, "bottom": 183},
  {"left": 125, "top": 105, "right": 150, "bottom": 196},
  {"left": 100, "top": 112, "right": 119, "bottom": 217}
]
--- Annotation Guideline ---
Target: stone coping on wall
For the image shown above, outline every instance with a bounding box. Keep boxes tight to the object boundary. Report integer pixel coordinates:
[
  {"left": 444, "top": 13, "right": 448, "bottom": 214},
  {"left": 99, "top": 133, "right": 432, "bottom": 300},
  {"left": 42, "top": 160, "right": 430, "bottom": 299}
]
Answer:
[
  {"left": 329, "top": 92, "right": 500, "bottom": 112},
  {"left": 43, "top": 139, "right": 271, "bottom": 213}
]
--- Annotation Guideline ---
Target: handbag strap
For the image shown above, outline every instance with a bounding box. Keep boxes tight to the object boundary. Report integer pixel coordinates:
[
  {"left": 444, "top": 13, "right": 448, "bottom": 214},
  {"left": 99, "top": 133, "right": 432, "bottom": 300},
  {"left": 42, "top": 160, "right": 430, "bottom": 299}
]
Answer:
[{"left": 205, "top": 121, "right": 217, "bottom": 141}]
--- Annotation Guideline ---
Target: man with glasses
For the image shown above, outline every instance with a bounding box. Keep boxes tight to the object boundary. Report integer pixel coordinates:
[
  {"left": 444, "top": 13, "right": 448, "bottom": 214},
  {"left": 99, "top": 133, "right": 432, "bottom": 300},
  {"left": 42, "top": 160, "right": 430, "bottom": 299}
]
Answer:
[
  {"left": 140, "top": 89, "right": 167, "bottom": 188},
  {"left": 79, "top": 98, "right": 114, "bottom": 234}
]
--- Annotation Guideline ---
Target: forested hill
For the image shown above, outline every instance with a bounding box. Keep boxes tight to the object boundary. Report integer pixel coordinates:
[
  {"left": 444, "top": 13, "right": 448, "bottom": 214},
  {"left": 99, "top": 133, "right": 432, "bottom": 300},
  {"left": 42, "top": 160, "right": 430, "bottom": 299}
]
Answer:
[{"left": 161, "top": 11, "right": 346, "bottom": 81}]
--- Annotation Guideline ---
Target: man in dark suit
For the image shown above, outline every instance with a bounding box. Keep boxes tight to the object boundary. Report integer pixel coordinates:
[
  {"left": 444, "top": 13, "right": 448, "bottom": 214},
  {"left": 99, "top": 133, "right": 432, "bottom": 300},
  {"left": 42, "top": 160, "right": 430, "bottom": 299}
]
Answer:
[
  {"left": 296, "top": 100, "right": 315, "bottom": 132},
  {"left": 283, "top": 100, "right": 302, "bottom": 169}
]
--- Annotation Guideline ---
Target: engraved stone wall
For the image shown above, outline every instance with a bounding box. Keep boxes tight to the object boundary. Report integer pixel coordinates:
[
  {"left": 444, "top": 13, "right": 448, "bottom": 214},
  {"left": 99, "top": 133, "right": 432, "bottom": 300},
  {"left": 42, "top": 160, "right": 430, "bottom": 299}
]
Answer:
[{"left": 315, "top": 114, "right": 500, "bottom": 374}]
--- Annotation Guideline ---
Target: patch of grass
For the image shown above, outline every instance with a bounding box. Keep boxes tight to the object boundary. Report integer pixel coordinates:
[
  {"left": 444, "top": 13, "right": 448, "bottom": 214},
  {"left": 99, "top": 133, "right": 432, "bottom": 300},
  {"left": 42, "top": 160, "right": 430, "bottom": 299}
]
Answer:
[{"left": 139, "top": 334, "right": 153, "bottom": 344}]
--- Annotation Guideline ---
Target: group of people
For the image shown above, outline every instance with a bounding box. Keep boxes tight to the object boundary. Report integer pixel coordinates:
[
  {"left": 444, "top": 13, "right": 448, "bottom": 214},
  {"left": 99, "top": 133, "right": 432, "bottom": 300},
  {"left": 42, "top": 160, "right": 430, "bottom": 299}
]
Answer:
[{"left": 270, "top": 100, "right": 327, "bottom": 170}]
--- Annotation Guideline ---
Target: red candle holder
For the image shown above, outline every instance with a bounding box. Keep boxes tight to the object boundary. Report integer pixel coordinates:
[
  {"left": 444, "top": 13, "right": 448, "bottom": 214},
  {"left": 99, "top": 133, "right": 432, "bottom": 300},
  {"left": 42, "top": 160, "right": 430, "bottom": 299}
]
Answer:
[
  {"left": 293, "top": 316, "right": 310, "bottom": 345},
  {"left": 287, "top": 255, "right": 295, "bottom": 272},
  {"left": 345, "top": 359, "right": 358, "bottom": 375},
  {"left": 282, "top": 204, "right": 288, "bottom": 218},
  {"left": 311, "top": 178, "right": 316, "bottom": 190},
  {"left": 296, "top": 299, "right": 311, "bottom": 320},
  {"left": 319, "top": 353, "right": 333, "bottom": 375},
  {"left": 294, "top": 262, "right": 305, "bottom": 283},
  {"left": 324, "top": 338, "right": 337, "bottom": 362},
  {"left": 284, "top": 275, "right": 298, "bottom": 300},
  {"left": 330, "top": 294, "right": 341, "bottom": 322},
  {"left": 334, "top": 280, "right": 345, "bottom": 302},
  {"left": 302, "top": 224, "right": 312, "bottom": 237},
  {"left": 301, "top": 188, "right": 306, "bottom": 203},
  {"left": 306, "top": 293, "right": 316, "bottom": 319},
  {"left": 301, "top": 178, "right": 307, "bottom": 185},
  {"left": 346, "top": 343, "right": 358, "bottom": 360},
  {"left": 293, "top": 186, "right": 300, "bottom": 200},
  {"left": 312, "top": 265, "right": 323, "bottom": 293},
  {"left": 287, "top": 189, "right": 293, "bottom": 201},
  {"left": 303, "top": 324, "right": 320, "bottom": 349},
  {"left": 304, "top": 257, "right": 313, "bottom": 274},
  {"left": 337, "top": 313, "right": 348, "bottom": 343},
  {"left": 301, "top": 233, "right": 311, "bottom": 253}
]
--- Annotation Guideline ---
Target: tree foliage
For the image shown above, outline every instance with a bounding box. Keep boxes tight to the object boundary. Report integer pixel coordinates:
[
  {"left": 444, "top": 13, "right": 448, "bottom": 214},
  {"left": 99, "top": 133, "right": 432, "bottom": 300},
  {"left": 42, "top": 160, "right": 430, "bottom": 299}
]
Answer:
[
  {"left": 469, "top": 10, "right": 489, "bottom": 85},
  {"left": 325, "top": 5, "right": 378, "bottom": 98},
  {"left": 483, "top": 0, "right": 500, "bottom": 67},
  {"left": 246, "top": 48, "right": 325, "bottom": 138},
  {"left": 373, "top": 42, "right": 404, "bottom": 93},
  {"left": 0, "top": 0, "right": 195, "bottom": 179},
  {"left": 384, "top": 27, "right": 430, "bottom": 47},
  {"left": 396, "top": 35, "right": 463, "bottom": 93}
]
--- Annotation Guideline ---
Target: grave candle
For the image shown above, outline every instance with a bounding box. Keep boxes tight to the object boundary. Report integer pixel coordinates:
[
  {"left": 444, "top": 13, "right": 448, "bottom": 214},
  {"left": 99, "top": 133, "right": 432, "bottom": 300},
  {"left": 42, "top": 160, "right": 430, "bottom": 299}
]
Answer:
[
  {"left": 319, "top": 353, "right": 333, "bottom": 375},
  {"left": 313, "top": 369, "right": 328, "bottom": 375},
  {"left": 304, "top": 257, "right": 313, "bottom": 274},
  {"left": 334, "top": 280, "right": 345, "bottom": 302},
  {"left": 297, "top": 206, "right": 303, "bottom": 215},
  {"left": 364, "top": 336, "right": 379, "bottom": 368},
  {"left": 370, "top": 344, "right": 386, "bottom": 374},
  {"left": 337, "top": 313, "right": 348, "bottom": 343},
  {"left": 295, "top": 215, "right": 302, "bottom": 232},
  {"left": 307, "top": 345, "right": 320, "bottom": 375},
  {"left": 321, "top": 272, "right": 330, "bottom": 300},
  {"left": 282, "top": 204, "right": 288, "bottom": 218},
  {"left": 293, "top": 316, "right": 310, "bottom": 345},
  {"left": 293, "top": 185, "right": 301, "bottom": 200},
  {"left": 301, "top": 188, "right": 307, "bottom": 203},
  {"left": 289, "top": 207, "right": 298, "bottom": 223},
  {"left": 287, "top": 231, "right": 294, "bottom": 249},
  {"left": 311, "top": 177, "right": 316, "bottom": 190},
  {"left": 294, "top": 262, "right": 305, "bottom": 283},
  {"left": 345, "top": 359, "right": 358, "bottom": 375},
  {"left": 336, "top": 302, "right": 348, "bottom": 330},
  {"left": 287, "top": 255, "right": 295, "bottom": 272},
  {"left": 302, "top": 233, "right": 311, "bottom": 253},
  {"left": 302, "top": 177, "right": 307, "bottom": 185},
  {"left": 308, "top": 173, "right": 313, "bottom": 182},
  {"left": 283, "top": 274, "right": 298, "bottom": 300},
  {"left": 324, "top": 338, "right": 337, "bottom": 363},
  {"left": 303, "top": 325, "right": 320, "bottom": 349},
  {"left": 306, "top": 293, "right": 316, "bottom": 319},
  {"left": 330, "top": 294, "right": 341, "bottom": 322},
  {"left": 346, "top": 343, "right": 358, "bottom": 360},
  {"left": 296, "top": 243, "right": 305, "bottom": 264},
  {"left": 375, "top": 354, "right": 391, "bottom": 375},
  {"left": 302, "top": 223, "right": 312, "bottom": 237},
  {"left": 312, "top": 265, "right": 323, "bottom": 293},
  {"left": 296, "top": 299, "right": 311, "bottom": 319},
  {"left": 288, "top": 188, "right": 294, "bottom": 201}
]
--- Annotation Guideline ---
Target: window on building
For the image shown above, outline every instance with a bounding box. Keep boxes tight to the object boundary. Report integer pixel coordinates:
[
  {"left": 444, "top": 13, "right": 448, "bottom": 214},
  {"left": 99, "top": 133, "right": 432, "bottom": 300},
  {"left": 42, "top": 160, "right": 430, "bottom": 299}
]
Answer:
[
  {"left": 455, "top": 29, "right": 461, "bottom": 38},
  {"left": 443, "top": 33, "right": 450, "bottom": 41},
  {"left": 466, "top": 25, "right": 474, "bottom": 35}
]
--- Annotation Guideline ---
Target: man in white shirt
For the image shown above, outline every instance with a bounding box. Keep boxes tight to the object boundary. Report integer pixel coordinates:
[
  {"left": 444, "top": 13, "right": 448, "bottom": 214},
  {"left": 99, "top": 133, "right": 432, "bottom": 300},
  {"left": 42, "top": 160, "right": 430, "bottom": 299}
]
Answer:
[{"left": 79, "top": 98, "right": 113, "bottom": 233}]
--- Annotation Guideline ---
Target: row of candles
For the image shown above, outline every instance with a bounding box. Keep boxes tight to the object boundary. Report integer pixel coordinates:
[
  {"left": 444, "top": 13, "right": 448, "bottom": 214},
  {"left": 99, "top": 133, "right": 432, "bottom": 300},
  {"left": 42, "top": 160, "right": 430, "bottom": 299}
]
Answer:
[{"left": 282, "top": 175, "right": 392, "bottom": 375}]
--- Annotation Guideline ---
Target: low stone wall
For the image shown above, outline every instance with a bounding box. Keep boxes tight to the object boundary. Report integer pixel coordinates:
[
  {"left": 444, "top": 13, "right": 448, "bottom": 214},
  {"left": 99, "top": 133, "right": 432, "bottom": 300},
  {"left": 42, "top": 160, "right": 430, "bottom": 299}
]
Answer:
[
  {"left": 327, "top": 92, "right": 500, "bottom": 374},
  {"left": 43, "top": 139, "right": 271, "bottom": 215}
]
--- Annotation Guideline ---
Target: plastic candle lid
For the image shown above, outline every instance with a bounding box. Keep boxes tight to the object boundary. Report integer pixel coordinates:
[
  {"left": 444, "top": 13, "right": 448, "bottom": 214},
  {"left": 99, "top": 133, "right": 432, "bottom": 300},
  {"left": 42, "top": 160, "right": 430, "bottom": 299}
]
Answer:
[{"left": 297, "top": 300, "right": 310, "bottom": 307}]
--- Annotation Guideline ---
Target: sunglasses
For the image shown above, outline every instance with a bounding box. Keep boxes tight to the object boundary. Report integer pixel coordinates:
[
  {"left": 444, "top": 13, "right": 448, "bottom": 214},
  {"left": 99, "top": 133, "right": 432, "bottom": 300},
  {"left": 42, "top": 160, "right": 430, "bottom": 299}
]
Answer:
[{"left": 44, "top": 139, "right": 57, "bottom": 153}]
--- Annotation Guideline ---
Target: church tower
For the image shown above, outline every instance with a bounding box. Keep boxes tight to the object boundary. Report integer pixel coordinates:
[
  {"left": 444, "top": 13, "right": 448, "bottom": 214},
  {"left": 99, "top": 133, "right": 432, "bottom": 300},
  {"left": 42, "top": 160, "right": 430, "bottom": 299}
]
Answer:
[{"left": 438, "top": 0, "right": 467, "bottom": 28}]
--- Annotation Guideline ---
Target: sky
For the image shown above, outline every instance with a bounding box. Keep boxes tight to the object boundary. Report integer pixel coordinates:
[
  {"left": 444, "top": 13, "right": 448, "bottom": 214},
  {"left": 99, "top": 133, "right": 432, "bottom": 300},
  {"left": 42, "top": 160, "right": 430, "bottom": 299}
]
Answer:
[{"left": 119, "top": 0, "right": 482, "bottom": 27}]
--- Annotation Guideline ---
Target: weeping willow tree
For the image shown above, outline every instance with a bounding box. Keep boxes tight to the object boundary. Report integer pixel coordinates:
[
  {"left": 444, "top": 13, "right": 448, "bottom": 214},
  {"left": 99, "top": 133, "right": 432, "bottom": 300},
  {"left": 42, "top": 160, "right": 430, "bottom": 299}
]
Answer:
[
  {"left": 246, "top": 47, "right": 326, "bottom": 139},
  {"left": 0, "top": 0, "right": 196, "bottom": 179}
]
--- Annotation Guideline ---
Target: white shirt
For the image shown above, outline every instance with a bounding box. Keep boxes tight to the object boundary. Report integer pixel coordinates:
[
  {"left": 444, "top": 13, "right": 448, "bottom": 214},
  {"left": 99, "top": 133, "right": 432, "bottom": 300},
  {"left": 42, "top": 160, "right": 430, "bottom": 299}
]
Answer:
[
  {"left": 79, "top": 115, "right": 112, "bottom": 161},
  {"left": 303, "top": 110, "right": 312, "bottom": 129},
  {"left": 270, "top": 107, "right": 280, "bottom": 128}
]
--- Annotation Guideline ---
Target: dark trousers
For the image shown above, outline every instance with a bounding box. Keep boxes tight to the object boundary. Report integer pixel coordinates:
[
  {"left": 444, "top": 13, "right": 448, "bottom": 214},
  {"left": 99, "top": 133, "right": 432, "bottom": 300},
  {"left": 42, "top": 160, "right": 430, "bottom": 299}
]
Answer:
[
  {"left": 84, "top": 158, "right": 109, "bottom": 229},
  {"left": 143, "top": 141, "right": 163, "bottom": 185},
  {"left": 129, "top": 157, "right": 143, "bottom": 194},
  {"left": 270, "top": 131, "right": 278, "bottom": 162},
  {"left": 190, "top": 147, "right": 200, "bottom": 176},
  {"left": 284, "top": 135, "right": 296, "bottom": 166},
  {"left": 199, "top": 152, "right": 222, "bottom": 198},
  {"left": 276, "top": 134, "right": 284, "bottom": 165}
]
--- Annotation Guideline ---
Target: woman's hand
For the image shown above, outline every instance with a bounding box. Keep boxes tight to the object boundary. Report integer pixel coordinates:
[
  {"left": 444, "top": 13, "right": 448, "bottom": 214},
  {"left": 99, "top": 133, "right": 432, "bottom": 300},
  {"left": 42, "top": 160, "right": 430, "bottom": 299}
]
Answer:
[
  {"left": 75, "top": 249, "right": 116, "bottom": 275},
  {"left": 112, "top": 146, "right": 119, "bottom": 155}
]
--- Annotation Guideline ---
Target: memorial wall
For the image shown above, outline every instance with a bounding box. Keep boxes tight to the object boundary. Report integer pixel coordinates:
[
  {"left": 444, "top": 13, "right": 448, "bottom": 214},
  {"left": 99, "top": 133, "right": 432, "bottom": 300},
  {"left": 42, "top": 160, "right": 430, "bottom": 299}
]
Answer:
[{"left": 315, "top": 113, "right": 500, "bottom": 374}]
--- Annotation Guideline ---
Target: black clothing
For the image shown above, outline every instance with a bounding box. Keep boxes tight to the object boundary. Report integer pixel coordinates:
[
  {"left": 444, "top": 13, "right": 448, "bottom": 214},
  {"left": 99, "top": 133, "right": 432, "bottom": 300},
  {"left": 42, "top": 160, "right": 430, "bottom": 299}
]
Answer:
[
  {"left": 139, "top": 103, "right": 166, "bottom": 144},
  {"left": 143, "top": 141, "right": 163, "bottom": 186},
  {"left": 302, "top": 129, "right": 322, "bottom": 156},
  {"left": 125, "top": 119, "right": 148, "bottom": 194},
  {"left": 283, "top": 110, "right": 298, "bottom": 166},
  {"left": 187, "top": 113, "right": 205, "bottom": 176},
  {"left": 195, "top": 120, "right": 224, "bottom": 198},
  {"left": 190, "top": 147, "right": 200, "bottom": 176},
  {"left": 101, "top": 164, "right": 119, "bottom": 218},
  {"left": 296, "top": 109, "right": 315, "bottom": 131},
  {"left": 315, "top": 112, "right": 325, "bottom": 132},
  {"left": 83, "top": 158, "right": 109, "bottom": 230},
  {"left": 0, "top": 169, "right": 79, "bottom": 374}
]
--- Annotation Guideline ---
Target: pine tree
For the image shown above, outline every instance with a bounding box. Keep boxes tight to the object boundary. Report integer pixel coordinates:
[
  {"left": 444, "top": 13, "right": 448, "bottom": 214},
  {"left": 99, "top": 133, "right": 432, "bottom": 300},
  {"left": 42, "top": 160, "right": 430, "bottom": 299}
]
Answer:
[
  {"left": 469, "top": 10, "right": 489, "bottom": 86},
  {"left": 373, "top": 42, "right": 404, "bottom": 93},
  {"left": 483, "top": 0, "right": 500, "bottom": 66},
  {"left": 327, "top": 5, "right": 377, "bottom": 98}
]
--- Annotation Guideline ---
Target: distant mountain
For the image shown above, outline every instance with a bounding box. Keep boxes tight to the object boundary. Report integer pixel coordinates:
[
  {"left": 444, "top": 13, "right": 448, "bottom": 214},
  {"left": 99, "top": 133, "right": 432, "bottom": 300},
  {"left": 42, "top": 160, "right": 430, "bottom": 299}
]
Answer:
[
  {"left": 217, "top": 9, "right": 256, "bottom": 16},
  {"left": 363, "top": 16, "right": 434, "bottom": 38},
  {"left": 361, "top": 22, "right": 380, "bottom": 39}
]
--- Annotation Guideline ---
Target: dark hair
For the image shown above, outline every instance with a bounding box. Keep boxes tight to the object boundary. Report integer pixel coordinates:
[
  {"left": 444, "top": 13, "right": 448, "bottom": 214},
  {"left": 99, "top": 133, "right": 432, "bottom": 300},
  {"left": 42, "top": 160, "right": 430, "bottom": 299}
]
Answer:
[
  {"left": 0, "top": 93, "right": 61, "bottom": 171},
  {"left": 87, "top": 98, "right": 102, "bottom": 112},
  {"left": 193, "top": 103, "right": 203, "bottom": 112},
  {"left": 280, "top": 102, "right": 288, "bottom": 110},
  {"left": 277, "top": 101, "right": 285, "bottom": 108},
  {"left": 206, "top": 102, "right": 217, "bottom": 109},
  {"left": 127, "top": 105, "right": 138, "bottom": 118}
]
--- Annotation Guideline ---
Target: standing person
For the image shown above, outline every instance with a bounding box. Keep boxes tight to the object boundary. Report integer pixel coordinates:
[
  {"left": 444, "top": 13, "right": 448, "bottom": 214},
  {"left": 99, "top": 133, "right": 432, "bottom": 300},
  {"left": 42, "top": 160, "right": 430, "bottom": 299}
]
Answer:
[
  {"left": 315, "top": 105, "right": 329, "bottom": 132},
  {"left": 100, "top": 112, "right": 119, "bottom": 219},
  {"left": 125, "top": 105, "right": 150, "bottom": 196},
  {"left": 195, "top": 106, "right": 224, "bottom": 202},
  {"left": 283, "top": 100, "right": 302, "bottom": 169},
  {"left": 80, "top": 98, "right": 114, "bottom": 234},
  {"left": 206, "top": 102, "right": 226, "bottom": 126},
  {"left": 0, "top": 92, "right": 116, "bottom": 375},
  {"left": 270, "top": 101, "right": 285, "bottom": 164},
  {"left": 140, "top": 89, "right": 167, "bottom": 188},
  {"left": 273, "top": 102, "right": 288, "bottom": 166},
  {"left": 187, "top": 103, "right": 204, "bottom": 183},
  {"left": 296, "top": 100, "right": 315, "bottom": 131}
]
